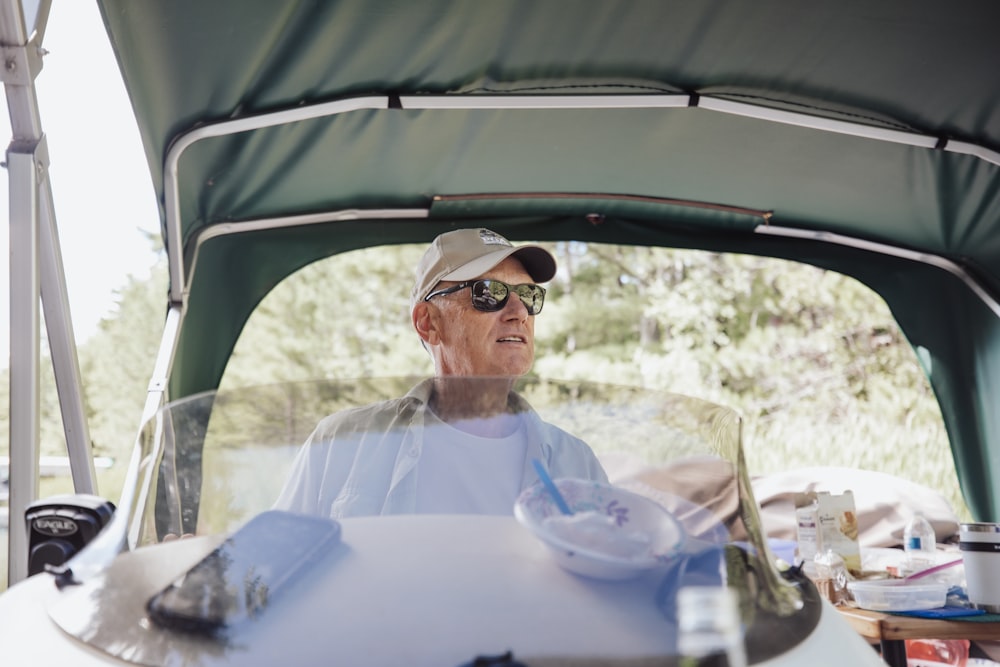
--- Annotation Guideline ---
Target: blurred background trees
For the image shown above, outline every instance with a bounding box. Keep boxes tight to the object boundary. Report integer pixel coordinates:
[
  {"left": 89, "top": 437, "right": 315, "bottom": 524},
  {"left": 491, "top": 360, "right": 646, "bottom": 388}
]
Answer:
[{"left": 0, "top": 239, "right": 963, "bottom": 527}]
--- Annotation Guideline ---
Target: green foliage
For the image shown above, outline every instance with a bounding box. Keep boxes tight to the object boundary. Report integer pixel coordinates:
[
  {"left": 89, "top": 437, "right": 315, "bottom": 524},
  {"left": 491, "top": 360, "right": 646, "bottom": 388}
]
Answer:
[
  {"left": 218, "top": 243, "right": 966, "bottom": 521},
  {"left": 220, "top": 246, "right": 433, "bottom": 389},
  {"left": 2, "top": 273, "right": 165, "bottom": 501},
  {"left": 81, "top": 262, "right": 169, "bottom": 461},
  {"left": 1, "top": 241, "right": 969, "bottom": 543},
  {"left": 545, "top": 246, "right": 961, "bottom": 511}
]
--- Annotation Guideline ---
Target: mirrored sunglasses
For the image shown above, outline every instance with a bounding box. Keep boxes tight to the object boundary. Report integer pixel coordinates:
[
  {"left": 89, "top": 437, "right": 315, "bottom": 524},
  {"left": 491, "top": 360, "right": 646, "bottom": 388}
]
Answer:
[{"left": 424, "top": 279, "right": 546, "bottom": 315}]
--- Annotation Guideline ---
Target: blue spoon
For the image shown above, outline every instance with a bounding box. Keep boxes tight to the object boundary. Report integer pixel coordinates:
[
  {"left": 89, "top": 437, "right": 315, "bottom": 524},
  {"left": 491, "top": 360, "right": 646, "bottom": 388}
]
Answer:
[{"left": 531, "top": 458, "right": 574, "bottom": 516}]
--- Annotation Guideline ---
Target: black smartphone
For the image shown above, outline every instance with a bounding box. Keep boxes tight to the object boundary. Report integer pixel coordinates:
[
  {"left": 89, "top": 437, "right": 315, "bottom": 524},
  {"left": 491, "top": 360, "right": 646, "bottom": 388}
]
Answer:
[{"left": 146, "top": 510, "right": 342, "bottom": 635}]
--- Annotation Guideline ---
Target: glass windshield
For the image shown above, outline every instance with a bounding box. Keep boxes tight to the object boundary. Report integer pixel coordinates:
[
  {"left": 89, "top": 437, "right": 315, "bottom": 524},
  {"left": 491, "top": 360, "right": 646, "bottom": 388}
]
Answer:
[{"left": 46, "top": 377, "right": 821, "bottom": 666}]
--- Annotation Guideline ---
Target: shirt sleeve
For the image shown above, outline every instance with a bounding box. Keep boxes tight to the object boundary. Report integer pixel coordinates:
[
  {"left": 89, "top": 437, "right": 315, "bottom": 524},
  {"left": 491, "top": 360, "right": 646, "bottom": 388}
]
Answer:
[
  {"left": 544, "top": 426, "right": 609, "bottom": 483},
  {"left": 272, "top": 428, "right": 325, "bottom": 514}
]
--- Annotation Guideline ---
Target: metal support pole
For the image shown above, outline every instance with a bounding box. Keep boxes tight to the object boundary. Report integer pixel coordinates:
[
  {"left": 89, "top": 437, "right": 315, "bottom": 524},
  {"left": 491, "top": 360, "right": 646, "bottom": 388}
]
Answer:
[
  {"left": 39, "top": 146, "right": 97, "bottom": 493},
  {"left": 7, "top": 147, "right": 40, "bottom": 586}
]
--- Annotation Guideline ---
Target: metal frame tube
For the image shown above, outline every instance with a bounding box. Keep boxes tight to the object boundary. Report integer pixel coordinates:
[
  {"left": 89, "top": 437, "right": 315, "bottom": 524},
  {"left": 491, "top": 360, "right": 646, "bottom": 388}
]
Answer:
[
  {"left": 7, "top": 148, "right": 40, "bottom": 586},
  {"left": 40, "top": 167, "right": 96, "bottom": 493},
  {"left": 163, "top": 92, "right": 1000, "bottom": 313},
  {"left": 754, "top": 224, "right": 1000, "bottom": 319}
]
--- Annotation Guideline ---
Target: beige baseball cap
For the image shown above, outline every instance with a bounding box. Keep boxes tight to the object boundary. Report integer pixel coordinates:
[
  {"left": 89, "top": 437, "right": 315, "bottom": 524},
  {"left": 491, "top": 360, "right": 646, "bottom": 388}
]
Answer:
[{"left": 411, "top": 228, "right": 556, "bottom": 310}]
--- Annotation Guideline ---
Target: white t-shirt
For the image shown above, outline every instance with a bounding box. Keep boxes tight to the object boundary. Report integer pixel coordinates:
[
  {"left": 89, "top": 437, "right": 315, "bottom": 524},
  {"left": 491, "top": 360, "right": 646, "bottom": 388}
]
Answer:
[
  {"left": 273, "top": 379, "right": 609, "bottom": 518},
  {"left": 414, "top": 411, "right": 528, "bottom": 515}
]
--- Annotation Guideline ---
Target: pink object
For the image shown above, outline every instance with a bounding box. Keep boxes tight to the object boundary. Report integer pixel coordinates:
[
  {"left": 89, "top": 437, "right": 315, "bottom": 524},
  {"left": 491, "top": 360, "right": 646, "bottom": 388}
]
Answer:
[{"left": 903, "top": 558, "right": 963, "bottom": 582}]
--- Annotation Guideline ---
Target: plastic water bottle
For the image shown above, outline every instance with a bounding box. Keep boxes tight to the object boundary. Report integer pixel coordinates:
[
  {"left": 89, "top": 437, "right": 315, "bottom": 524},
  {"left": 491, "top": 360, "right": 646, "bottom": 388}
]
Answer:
[{"left": 903, "top": 511, "right": 936, "bottom": 572}]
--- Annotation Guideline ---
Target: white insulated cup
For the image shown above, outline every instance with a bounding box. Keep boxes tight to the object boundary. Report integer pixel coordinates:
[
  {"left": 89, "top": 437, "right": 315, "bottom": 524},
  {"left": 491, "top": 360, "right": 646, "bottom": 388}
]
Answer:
[{"left": 959, "top": 522, "right": 1000, "bottom": 613}]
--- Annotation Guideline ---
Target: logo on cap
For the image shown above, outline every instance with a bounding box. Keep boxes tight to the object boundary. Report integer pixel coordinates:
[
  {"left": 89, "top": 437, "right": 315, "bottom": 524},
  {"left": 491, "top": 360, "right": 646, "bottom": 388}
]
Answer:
[{"left": 479, "top": 229, "right": 512, "bottom": 247}]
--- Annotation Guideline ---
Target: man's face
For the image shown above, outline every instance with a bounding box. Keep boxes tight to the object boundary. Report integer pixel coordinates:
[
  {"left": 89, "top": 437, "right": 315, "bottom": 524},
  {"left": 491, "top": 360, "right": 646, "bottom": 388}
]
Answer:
[{"left": 425, "top": 257, "right": 537, "bottom": 377}]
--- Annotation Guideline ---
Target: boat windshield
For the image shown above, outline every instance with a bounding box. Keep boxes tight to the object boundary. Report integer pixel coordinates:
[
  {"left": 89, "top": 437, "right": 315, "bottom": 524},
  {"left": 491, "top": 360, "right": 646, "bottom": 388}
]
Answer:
[{"left": 45, "top": 377, "right": 821, "bottom": 666}]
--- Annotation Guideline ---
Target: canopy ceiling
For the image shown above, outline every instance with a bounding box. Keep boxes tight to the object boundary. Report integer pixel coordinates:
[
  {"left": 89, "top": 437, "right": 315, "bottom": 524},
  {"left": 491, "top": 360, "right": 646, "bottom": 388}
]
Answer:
[{"left": 99, "top": 1, "right": 1000, "bottom": 274}]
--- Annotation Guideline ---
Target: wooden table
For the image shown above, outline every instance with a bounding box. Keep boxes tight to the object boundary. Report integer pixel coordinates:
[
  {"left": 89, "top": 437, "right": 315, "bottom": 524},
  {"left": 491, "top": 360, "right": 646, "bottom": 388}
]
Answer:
[{"left": 837, "top": 606, "right": 1000, "bottom": 667}]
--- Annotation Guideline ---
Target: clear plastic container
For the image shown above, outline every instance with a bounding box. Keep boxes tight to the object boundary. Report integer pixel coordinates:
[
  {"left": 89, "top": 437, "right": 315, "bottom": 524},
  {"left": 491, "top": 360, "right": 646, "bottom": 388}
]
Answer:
[{"left": 846, "top": 579, "right": 948, "bottom": 611}]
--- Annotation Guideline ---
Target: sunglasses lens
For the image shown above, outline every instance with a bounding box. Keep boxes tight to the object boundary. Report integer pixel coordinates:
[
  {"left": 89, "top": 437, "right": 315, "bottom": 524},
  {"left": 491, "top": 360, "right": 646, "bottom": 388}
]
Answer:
[
  {"left": 512, "top": 284, "right": 545, "bottom": 315},
  {"left": 470, "top": 280, "right": 545, "bottom": 314},
  {"left": 470, "top": 281, "right": 508, "bottom": 311}
]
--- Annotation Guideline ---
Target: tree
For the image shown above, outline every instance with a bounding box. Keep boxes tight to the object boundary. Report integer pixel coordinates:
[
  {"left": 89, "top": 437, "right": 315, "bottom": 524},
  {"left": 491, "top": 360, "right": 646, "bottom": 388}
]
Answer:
[{"left": 1, "top": 239, "right": 965, "bottom": 523}]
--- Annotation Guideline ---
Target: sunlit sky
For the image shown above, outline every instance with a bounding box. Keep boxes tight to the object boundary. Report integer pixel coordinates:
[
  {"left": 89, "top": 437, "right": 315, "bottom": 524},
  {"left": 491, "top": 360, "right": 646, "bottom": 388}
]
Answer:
[{"left": 1, "top": 3, "right": 161, "bottom": 364}]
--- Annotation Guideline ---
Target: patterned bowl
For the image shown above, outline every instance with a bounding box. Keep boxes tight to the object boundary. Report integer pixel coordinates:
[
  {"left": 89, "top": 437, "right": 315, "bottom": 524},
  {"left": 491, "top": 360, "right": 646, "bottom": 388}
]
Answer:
[{"left": 514, "top": 478, "right": 685, "bottom": 581}]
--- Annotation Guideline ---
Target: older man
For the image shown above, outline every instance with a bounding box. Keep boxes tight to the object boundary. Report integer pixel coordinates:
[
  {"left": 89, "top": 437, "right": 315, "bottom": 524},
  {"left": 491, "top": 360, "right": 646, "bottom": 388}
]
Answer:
[{"left": 275, "top": 228, "right": 607, "bottom": 518}]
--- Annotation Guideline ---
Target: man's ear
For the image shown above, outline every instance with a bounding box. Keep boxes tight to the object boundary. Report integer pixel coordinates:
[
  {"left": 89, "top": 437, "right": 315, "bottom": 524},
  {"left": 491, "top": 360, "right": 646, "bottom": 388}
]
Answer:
[{"left": 412, "top": 302, "right": 440, "bottom": 346}]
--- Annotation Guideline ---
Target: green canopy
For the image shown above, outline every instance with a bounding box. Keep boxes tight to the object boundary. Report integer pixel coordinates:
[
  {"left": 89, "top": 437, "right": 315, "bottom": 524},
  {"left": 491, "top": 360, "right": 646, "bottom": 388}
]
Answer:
[{"left": 96, "top": 1, "right": 1000, "bottom": 519}]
